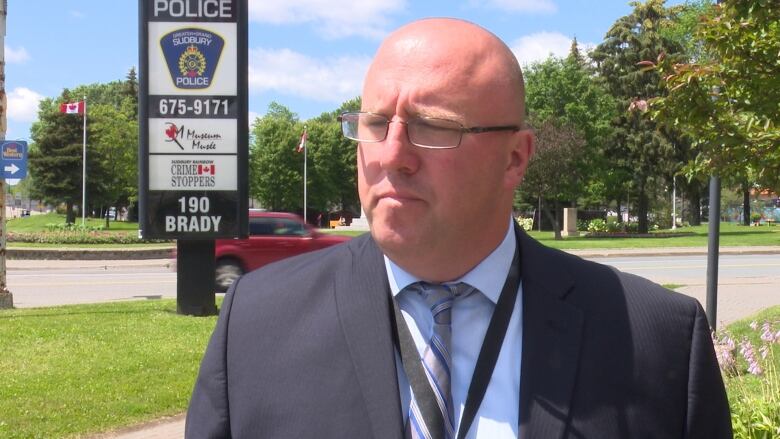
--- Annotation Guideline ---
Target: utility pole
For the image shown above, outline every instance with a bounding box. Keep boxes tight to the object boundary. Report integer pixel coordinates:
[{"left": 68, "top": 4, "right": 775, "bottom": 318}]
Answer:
[
  {"left": 705, "top": 0, "right": 724, "bottom": 330},
  {"left": 0, "top": 0, "right": 12, "bottom": 309}
]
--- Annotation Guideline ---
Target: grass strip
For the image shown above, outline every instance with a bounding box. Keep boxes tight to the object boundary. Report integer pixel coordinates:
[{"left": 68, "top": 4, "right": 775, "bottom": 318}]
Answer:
[
  {"left": 527, "top": 222, "right": 779, "bottom": 249},
  {"left": 0, "top": 299, "right": 220, "bottom": 438}
]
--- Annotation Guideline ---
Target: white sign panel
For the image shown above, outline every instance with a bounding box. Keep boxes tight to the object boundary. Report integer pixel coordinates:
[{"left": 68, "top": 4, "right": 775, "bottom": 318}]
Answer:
[
  {"left": 149, "top": 118, "right": 237, "bottom": 153},
  {"left": 149, "top": 155, "right": 238, "bottom": 191}
]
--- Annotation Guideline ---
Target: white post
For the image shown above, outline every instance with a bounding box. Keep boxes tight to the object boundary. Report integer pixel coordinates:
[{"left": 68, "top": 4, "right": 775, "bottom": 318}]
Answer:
[
  {"left": 81, "top": 96, "right": 87, "bottom": 226},
  {"left": 672, "top": 178, "right": 677, "bottom": 230}
]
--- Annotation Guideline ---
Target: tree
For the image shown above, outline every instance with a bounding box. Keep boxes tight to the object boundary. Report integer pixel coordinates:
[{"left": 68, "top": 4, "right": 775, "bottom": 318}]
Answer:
[
  {"left": 591, "top": 0, "right": 682, "bottom": 233},
  {"left": 249, "top": 99, "right": 362, "bottom": 220},
  {"left": 89, "top": 100, "right": 138, "bottom": 227},
  {"left": 28, "top": 98, "right": 89, "bottom": 223},
  {"left": 249, "top": 102, "right": 304, "bottom": 212},
  {"left": 523, "top": 50, "right": 617, "bottom": 209},
  {"left": 648, "top": 0, "right": 780, "bottom": 193},
  {"left": 518, "top": 118, "right": 586, "bottom": 239},
  {"left": 27, "top": 74, "right": 140, "bottom": 224}
]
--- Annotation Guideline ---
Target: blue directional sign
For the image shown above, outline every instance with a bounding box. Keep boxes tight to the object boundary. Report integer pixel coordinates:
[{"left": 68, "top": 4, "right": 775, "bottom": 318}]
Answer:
[{"left": 2, "top": 140, "right": 28, "bottom": 183}]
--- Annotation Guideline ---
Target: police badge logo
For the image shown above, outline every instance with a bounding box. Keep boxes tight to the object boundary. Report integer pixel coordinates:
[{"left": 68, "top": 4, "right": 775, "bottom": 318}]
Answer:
[{"left": 160, "top": 28, "right": 225, "bottom": 90}]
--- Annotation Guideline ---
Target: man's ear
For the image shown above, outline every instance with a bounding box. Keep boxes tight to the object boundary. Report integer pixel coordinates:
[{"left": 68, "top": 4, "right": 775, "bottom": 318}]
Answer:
[{"left": 504, "top": 129, "right": 535, "bottom": 190}]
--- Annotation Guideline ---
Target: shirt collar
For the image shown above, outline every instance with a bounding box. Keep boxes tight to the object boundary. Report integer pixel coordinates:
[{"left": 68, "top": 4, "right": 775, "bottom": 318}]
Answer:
[{"left": 385, "top": 217, "right": 517, "bottom": 305}]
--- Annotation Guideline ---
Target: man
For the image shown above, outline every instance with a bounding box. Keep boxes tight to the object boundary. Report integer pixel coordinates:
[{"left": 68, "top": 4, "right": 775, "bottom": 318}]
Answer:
[{"left": 186, "top": 18, "right": 731, "bottom": 438}]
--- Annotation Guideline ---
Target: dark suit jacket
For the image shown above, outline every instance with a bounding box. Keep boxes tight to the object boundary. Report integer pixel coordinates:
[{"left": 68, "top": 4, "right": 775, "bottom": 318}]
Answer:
[{"left": 186, "top": 230, "right": 732, "bottom": 438}]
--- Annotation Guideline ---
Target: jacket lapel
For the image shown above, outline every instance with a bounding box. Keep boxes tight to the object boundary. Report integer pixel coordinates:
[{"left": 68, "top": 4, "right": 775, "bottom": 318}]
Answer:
[
  {"left": 334, "top": 235, "right": 404, "bottom": 439},
  {"left": 517, "top": 231, "right": 584, "bottom": 439}
]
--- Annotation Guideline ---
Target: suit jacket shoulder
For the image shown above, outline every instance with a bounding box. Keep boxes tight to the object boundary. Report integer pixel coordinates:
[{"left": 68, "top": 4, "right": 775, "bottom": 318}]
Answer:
[{"left": 517, "top": 231, "right": 731, "bottom": 439}]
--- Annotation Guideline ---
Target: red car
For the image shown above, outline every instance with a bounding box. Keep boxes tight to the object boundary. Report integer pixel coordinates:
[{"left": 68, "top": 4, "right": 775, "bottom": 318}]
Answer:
[{"left": 214, "top": 211, "right": 352, "bottom": 291}]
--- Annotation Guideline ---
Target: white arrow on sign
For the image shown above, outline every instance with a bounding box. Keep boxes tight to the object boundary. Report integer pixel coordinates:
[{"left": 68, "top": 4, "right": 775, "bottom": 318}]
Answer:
[{"left": 4, "top": 163, "right": 19, "bottom": 175}]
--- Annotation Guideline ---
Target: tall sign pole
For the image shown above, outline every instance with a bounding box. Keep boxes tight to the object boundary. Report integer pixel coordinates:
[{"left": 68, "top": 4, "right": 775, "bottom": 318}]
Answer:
[
  {"left": 140, "top": 0, "right": 248, "bottom": 315},
  {"left": 0, "top": 0, "right": 11, "bottom": 309}
]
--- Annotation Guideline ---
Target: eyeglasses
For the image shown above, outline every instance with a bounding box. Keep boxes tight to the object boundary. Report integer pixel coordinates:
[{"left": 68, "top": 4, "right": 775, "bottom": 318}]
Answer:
[{"left": 338, "top": 112, "right": 521, "bottom": 149}]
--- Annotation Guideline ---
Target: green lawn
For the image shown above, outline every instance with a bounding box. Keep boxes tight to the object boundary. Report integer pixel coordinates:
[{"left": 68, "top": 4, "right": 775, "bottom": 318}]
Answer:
[
  {"left": 527, "top": 222, "right": 780, "bottom": 249},
  {"left": 0, "top": 299, "right": 220, "bottom": 439}
]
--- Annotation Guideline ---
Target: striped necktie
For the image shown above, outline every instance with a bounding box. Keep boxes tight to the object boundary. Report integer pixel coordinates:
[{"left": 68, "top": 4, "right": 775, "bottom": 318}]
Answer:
[{"left": 405, "top": 282, "right": 475, "bottom": 439}]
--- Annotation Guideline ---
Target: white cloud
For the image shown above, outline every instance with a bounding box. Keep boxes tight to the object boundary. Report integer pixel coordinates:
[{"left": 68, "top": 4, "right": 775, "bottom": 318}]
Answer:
[
  {"left": 248, "top": 0, "right": 406, "bottom": 39},
  {"left": 510, "top": 32, "right": 594, "bottom": 66},
  {"left": 469, "top": 0, "right": 556, "bottom": 13},
  {"left": 6, "top": 87, "right": 44, "bottom": 123},
  {"left": 249, "top": 48, "right": 370, "bottom": 103},
  {"left": 5, "top": 45, "right": 30, "bottom": 64}
]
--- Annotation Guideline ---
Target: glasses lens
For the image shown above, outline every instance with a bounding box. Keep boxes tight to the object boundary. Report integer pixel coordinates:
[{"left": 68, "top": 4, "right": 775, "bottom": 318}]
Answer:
[
  {"left": 341, "top": 113, "right": 388, "bottom": 142},
  {"left": 408, "top": 117, "right": 462, "bottom": 148}
]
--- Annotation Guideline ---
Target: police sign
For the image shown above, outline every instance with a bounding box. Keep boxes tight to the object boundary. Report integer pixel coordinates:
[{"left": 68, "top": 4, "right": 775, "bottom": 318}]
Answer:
[{"left": 140, "top": 0, "right": 247, "bottom": 239}]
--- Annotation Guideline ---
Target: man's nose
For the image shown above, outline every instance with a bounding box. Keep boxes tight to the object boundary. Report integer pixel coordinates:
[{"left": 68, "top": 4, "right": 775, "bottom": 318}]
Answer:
[{"left": 379, "top": 120, "right": 419, "bottom": 174}]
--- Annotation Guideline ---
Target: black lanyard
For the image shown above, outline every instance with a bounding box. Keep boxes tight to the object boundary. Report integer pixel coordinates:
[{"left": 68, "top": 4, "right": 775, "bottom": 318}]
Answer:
[{"left": 391, "top": 225, "right": 522, "bottom": 439}]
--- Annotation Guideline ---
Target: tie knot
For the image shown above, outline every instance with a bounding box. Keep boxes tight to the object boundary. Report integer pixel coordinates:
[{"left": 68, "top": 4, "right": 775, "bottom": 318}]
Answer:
[{"left": 410, "top": 282, "right": 475, "bottom": 325}]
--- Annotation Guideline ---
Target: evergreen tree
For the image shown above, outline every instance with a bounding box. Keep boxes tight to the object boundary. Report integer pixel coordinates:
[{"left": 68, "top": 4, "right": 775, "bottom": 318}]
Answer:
[{"left": 591, "top": 0, "right": 682, "bottom": 232}]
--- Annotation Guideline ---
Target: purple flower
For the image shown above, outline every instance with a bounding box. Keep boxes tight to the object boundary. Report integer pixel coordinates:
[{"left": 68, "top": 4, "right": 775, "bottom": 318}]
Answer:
[
  {"left": 760, "top": 322, "right": 777, "bottom": 343},
  {"left": 750, "top": 321, "right": 759, "bottom": 330},
  {"left": 759, "top": 345, "right": 770, "bottom": 360},
  {"left": 713, "top": 334, "right": 737, "bottom": 374},
  {"left": 739, "top": 339, "right": 763, "bottom": 376}
]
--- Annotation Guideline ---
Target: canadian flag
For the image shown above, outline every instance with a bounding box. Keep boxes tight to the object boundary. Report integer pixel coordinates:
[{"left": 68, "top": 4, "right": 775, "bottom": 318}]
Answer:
[
  {"left": 60, "top": 101, "right": 85, "bottom": 114},
  {"left": 296, "top": 129, "right": 307, "bottom": 153},
  {"left": 198, "top": 164, "right": 216, "bottom": 175}
]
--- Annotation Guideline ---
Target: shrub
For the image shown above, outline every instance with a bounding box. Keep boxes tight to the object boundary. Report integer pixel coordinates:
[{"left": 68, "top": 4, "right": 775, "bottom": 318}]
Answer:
[
  {"left": 712, "top": 321, "right": 780, "bottom": 438},
  {"left": 587, "top": 219, "right": 607, "bottom": 233},
  {"left": 7, "top": 231, "right": 170, "bottom": 245},
  {"left": 45, "top": 223, "right": 105, "bottom": 232},
  {"left": 515, "top": 216, "right": 534, "bottom": 232}
]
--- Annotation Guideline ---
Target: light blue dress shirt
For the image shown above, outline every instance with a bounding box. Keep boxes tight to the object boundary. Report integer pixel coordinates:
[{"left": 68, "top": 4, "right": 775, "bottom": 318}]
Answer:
[{"left": 385, "top": 218, "right": 523, "bottom": 439}]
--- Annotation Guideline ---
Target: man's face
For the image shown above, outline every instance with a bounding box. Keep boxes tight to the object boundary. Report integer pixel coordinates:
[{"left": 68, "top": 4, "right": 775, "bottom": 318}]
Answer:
[{"left": 357, "top": 26, "right": 532, "bottom": 280}]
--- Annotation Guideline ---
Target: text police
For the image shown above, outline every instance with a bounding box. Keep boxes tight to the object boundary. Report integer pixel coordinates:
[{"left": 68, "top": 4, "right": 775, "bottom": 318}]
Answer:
[{"left": 154, "top": 0, "right": 233, "bottom": 19}]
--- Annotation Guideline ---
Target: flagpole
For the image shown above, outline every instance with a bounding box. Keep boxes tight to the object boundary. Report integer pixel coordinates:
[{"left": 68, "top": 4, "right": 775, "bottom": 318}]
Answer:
[
  {"left": 82, "top": 96, "right": 87, "bottom": 226},
  {"left": 303, "top": 125, "right": 307, "bottom": 225}
]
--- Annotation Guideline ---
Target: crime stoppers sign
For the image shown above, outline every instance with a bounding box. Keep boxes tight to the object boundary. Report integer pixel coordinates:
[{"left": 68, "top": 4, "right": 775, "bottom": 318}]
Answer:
[{"left": 140, "top": 0, "right": 248, "bottom": 239}]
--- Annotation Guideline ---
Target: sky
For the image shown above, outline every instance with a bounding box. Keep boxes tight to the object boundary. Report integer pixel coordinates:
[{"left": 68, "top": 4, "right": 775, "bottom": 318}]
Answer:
[{"left": 3, "top": 0, "right": 687, "bottom": 142}]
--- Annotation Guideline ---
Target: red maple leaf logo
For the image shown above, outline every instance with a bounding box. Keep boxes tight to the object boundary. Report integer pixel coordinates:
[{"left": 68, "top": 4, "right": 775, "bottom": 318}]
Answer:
[{"left": 165, "top": 124, "right": 178, "bottom": 140}]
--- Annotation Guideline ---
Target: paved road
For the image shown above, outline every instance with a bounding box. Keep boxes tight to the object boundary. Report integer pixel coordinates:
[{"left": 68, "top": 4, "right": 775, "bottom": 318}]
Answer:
[
  {"left": 7, "top": 260, "right": 177, "bottom": 308},
  {"left": 589, "top": 254, "right": 780, "bottom": 327}
]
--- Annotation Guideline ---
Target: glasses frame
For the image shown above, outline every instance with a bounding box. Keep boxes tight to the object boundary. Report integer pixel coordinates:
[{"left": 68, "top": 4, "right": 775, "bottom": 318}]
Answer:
[{"left": 337, "top": 111, "right": 521, "bottom": 149}]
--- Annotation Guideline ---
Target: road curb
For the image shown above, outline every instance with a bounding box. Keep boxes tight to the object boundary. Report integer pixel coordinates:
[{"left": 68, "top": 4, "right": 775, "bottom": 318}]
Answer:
[
  {"left": 566, "top": 247, "right": 780, "bottom": 258},
  {"left": 6, "top": 247, "right": 174, "bottom": 260}
]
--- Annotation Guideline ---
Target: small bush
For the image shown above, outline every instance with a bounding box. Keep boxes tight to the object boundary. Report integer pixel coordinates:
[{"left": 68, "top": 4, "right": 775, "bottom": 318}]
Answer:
[
  {"left": 515, "top": 216, "right": 534, "bottom": 232},
  {"left": 587, "top": 219, "right": 608, "bottom": 233},
  {"left": 45, "top": 223, "right": 105, "bottom": 232}
]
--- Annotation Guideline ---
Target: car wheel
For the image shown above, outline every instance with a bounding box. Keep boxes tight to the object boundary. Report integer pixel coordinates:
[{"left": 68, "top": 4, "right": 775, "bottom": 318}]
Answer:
[{"left": 215, "top": 259, "right": 243, "bottom": 292}]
